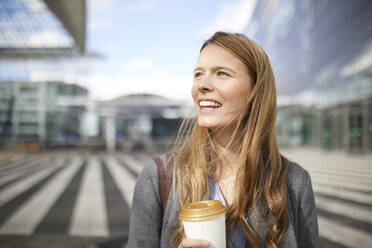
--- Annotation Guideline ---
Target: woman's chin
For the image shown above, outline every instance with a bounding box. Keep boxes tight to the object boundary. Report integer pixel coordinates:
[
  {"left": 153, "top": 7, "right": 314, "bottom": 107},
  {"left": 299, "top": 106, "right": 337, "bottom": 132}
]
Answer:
[{"left": 197, "top": 120, "right": 217, "bottom": 129}]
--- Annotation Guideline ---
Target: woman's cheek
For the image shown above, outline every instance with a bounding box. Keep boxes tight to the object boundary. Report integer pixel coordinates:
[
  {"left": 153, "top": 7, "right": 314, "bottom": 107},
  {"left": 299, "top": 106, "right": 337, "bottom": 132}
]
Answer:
[{"left": 191, "top": 85, "right": 198, "bottom": 103}]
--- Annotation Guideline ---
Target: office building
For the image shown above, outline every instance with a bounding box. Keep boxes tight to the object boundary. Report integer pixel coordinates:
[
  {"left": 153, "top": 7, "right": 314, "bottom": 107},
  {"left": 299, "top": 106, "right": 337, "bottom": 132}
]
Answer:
[
  {"left": 245, "top": 0, "right": 372, "bottom": 152},
  {"left": 0, "top": 81, "right": 88, "bottom": 147}
]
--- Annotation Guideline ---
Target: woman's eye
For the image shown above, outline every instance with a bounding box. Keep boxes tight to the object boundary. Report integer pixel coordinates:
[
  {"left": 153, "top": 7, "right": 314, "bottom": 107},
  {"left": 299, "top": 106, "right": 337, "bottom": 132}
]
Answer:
[
  {"left": 217, "top": 71, "right": 229, "bottom": 77},
  {"left": 194, "top": 72, "right": 203, "bottom": 78}
]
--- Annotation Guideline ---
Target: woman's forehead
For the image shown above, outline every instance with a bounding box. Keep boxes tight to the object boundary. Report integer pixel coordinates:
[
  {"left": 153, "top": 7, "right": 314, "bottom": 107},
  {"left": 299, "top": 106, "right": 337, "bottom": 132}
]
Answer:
[
  {"left": 197, "top": 44, "right": 243, "bottom": 65},
  {"left": 196, "top": 44, "right": 248, "bottom": 73}
]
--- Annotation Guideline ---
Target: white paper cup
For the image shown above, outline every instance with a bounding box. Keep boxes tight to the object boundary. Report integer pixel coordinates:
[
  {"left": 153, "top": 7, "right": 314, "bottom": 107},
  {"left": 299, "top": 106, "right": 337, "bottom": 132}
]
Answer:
[{"left": 179, "top": 200, "right": 227, "bottom": 248}]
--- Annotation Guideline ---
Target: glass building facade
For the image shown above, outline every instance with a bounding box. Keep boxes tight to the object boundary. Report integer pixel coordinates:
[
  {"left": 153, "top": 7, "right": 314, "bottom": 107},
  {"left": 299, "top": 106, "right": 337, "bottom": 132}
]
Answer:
[
  {"left": 0, "top": 81, "right": 88, "bottom": 147},
  {"left": 245, "top": 0, "right": 372, "bottom": 153}
]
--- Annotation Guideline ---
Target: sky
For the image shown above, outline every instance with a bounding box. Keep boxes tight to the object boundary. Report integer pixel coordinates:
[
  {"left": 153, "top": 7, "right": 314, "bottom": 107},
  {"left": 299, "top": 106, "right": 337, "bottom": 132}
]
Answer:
[{"left": 85, "top": 0, "right": 257, "bottom": 103}]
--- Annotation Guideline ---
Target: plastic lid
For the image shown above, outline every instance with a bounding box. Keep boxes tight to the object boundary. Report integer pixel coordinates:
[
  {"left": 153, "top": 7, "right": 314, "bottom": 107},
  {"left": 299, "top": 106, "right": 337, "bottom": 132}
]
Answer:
[{"left": 179, "top": 200, "right": 227, "bottom": 222}]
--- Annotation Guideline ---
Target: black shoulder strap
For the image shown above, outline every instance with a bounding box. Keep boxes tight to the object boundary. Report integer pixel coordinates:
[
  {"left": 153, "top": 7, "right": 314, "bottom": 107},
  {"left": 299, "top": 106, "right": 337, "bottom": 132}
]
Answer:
[{"left": 153, "top": 153, "right": 173, "bottom": 219}]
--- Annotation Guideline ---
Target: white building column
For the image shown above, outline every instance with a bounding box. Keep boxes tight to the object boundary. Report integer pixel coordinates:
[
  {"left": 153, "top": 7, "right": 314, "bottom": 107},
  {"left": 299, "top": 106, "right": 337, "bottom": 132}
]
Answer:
[{"left": 105, "top": 115, "right": 116, "bottom": 153}]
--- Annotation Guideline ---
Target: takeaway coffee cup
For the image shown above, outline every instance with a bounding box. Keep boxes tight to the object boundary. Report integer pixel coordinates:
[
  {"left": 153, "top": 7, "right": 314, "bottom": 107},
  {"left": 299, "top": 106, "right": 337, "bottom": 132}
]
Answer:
[{"left": 179, "top": 200, "right": 227, "bottom": 248}]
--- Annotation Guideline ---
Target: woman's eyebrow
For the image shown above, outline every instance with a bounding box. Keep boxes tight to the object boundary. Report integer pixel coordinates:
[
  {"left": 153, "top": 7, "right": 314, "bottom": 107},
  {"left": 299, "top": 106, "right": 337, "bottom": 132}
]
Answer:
[
  {"left": 212, "top": 66, "right": 235, "bottom": 74},
  {"left": 193, "top": 66, "right": 235, "bottom": 74}
]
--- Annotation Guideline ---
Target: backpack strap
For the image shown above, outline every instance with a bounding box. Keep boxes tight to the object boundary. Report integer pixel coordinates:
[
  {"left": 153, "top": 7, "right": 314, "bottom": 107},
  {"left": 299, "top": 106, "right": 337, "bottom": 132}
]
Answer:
[{"left": 154, "top": 153, "right": 173, "bottom": 219}]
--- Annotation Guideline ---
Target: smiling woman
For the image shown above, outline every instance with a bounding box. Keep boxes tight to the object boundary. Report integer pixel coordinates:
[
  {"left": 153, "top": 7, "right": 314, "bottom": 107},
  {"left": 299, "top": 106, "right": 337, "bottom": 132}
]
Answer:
[
  {"left": 127, "top": 32, "right": 319, "bottom": 248},
  {"left": 192, "top": 43, "right": 252, "bottom": 137}
]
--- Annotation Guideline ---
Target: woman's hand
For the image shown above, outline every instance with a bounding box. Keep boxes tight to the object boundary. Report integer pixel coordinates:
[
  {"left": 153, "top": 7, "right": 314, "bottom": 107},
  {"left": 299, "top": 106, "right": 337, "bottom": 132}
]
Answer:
[{"left": 178, "top": 238, "right": 212, "bottom": 248}]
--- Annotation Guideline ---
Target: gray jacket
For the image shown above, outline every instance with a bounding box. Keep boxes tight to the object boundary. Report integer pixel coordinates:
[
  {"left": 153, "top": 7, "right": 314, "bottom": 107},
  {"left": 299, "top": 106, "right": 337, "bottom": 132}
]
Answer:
[{"left": 127, "top": 155, "right": 319, "bottom": 248}]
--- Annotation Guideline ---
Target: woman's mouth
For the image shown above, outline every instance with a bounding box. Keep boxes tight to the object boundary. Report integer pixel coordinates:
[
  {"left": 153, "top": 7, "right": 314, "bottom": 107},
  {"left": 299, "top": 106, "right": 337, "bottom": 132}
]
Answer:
[{"left": 198, "top": 100, "right": 222, "bottom": 109}]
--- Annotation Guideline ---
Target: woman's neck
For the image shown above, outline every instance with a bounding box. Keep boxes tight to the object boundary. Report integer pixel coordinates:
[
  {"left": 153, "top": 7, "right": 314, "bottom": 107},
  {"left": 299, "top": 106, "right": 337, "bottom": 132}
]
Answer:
[{"left": 212, "top": 136, "right": 241, "bottom": 206}]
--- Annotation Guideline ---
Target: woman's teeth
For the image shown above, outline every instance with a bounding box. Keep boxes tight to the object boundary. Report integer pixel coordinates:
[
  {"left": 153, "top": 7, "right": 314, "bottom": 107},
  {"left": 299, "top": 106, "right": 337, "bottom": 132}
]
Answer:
[{"left": 199, "top": 100, "right": 221, "bottom": 108}]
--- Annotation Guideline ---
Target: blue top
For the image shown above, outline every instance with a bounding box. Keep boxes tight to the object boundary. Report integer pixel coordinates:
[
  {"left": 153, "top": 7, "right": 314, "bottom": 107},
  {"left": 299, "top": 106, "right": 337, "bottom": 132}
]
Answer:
[{"left": 209, "top": 177, "right": 246, "bottom": 248}]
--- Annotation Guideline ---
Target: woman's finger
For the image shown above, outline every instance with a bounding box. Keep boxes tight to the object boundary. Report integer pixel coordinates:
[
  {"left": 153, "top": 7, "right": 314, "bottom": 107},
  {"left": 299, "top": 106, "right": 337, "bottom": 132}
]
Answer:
[{"left": 178, "top": 238, "right": 211, "bottom": 248}]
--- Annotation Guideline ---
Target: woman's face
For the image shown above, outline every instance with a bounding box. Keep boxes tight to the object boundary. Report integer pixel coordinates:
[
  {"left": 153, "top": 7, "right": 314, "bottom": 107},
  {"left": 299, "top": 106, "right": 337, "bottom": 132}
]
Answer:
[{"left": 192, "top": 43, "right": 253, "bottom": 134}]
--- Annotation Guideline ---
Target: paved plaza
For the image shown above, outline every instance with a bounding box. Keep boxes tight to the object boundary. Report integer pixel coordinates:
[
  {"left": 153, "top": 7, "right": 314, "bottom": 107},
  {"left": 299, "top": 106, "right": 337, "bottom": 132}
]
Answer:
[{"left": 0, "top": 148, "right": 371, "bottom": 247}]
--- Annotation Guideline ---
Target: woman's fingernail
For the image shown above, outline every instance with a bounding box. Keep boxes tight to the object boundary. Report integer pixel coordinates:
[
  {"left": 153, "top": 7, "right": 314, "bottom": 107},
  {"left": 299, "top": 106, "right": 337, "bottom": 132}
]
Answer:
[{"left": 201, "top": 240, "right": 210, "bottom": 246}]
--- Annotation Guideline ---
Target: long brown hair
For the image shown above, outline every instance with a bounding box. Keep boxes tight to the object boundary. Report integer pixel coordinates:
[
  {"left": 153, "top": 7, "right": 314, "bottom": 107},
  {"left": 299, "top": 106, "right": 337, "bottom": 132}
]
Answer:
[{"left": 171, "top": 31, "right": 288, "bottom": 248}]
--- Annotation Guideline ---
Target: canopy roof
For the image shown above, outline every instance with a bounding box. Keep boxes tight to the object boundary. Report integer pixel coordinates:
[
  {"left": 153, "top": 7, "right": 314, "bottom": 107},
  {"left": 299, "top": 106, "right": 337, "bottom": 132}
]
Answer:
[{"left": 0, "top": 0, "right": 85, "bottom": 59}]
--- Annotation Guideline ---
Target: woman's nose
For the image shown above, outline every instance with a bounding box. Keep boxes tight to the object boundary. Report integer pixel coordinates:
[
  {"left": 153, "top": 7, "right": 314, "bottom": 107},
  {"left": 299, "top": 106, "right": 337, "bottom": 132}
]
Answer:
[{"left": 197, "top": 77, "right": 214, "bottom": 93}]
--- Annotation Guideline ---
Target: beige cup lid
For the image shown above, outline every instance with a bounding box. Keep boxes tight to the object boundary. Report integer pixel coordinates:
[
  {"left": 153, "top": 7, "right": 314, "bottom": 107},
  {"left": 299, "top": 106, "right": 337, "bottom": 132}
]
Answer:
[{"left": 179, "top": 200, "right": 226, "bottom": 221}]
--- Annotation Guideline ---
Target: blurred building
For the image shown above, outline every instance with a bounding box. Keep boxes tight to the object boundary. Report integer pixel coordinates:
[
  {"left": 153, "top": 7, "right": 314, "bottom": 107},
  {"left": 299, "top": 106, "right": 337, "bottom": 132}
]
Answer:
[
  {"left": 0, "top": 0, "right": 90, "bottom": 150},
  {"left": 0, "top": 81, "right": 88, "bottom": 147},
  {"left": 97, "top": 94, "right": 190, "bottom": 152},
  {"left": 245, "top": 0, "right": 372, "bottom": 153}
]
